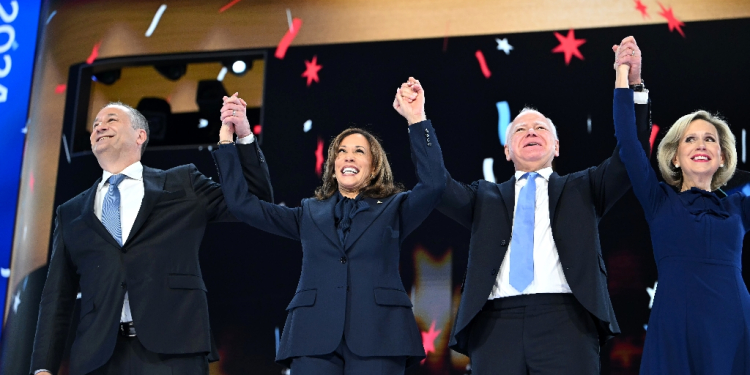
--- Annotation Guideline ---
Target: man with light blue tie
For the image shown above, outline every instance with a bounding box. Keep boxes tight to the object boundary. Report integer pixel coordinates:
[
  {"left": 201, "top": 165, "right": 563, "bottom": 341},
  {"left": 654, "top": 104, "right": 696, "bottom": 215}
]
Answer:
[
  {"left": 437, "top": 36, "right": 651, "bottom": 374},
  {"left": 30, "top": 97, "right": 273, "bottom": 375}
]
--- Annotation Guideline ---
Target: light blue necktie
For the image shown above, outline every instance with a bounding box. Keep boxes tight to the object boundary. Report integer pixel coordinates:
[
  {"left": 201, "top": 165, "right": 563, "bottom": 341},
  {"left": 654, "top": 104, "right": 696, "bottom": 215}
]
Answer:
[
  {"left": 510, "top": 172, "right": 537, "bottom": 292},
  {"left": 102, "top": 174, "right": 126, "bottom": 246}
]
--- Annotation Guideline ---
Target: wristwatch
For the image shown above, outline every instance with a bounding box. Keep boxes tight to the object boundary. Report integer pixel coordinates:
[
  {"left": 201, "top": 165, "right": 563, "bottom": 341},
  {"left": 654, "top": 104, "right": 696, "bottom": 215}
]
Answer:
[{"left": 629, "top": 79, "right": 646, "bottom": 92}]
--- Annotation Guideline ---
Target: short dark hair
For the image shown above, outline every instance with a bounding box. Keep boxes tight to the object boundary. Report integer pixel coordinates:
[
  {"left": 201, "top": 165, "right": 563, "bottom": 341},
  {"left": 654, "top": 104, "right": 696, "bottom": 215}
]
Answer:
[
  {"left": 103, "top": 102, "right": 150, "bottom": 155},
  {"left": 314, "top": 128, "right": 404, "bottom": 200}
]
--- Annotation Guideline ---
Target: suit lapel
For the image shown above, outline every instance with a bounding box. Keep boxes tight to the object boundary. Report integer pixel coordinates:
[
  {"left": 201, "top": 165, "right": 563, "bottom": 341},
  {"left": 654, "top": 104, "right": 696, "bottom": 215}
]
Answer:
[
  {"left": 309, "top": 196, "right": 341, "bottom": 251},
  {"left": 126, "top": 167, "right": 165, "bottom": 245},
  {"left": 548, "top": 172, "right": 567, "bottom": 227},
  {"left": 498, "top": 176, "right": 516, "bottom": 224},
  {"left": 80, "top": 178, "right": 122, "bottom": 248},
  {"left": 343, "top": 195, "right": 395, "bottom": 252}
]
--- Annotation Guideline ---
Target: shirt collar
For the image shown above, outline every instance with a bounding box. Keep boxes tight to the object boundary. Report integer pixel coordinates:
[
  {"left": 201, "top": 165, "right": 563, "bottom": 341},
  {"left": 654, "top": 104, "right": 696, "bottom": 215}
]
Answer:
[
  {"left": 98, "top": 162, "right": 144, "bottom": 191},
  {"left": 514, "top": 166, "right": 552, "bottom": 182}
]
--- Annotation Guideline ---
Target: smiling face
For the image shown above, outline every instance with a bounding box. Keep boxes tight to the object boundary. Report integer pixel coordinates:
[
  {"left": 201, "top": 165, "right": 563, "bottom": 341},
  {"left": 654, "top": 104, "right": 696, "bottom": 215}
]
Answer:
[
  {"left": 673, "top": 119, "right": 724, "bottom": 187},
  {"left": 334, "top": 133, "right": 373, "bottom": 198},
  {"left": 504, "top": 111, "right": 559, "bottom": 172},
  {"left": 90, "top": 105, "right": 146, "bottom": 166}
]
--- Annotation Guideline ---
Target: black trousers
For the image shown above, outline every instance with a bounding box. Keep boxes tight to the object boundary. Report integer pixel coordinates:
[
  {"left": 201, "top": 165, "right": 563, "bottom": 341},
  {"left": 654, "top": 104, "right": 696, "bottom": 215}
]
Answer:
[
  {"left": 87, "top": 335, "right": 208, "bottom": 375},
  {"left": 467, "top": 293, "right": 600, "bottom": 375},
  {"left": 290, "top": 336, "right": 407, "bottom": 375}
]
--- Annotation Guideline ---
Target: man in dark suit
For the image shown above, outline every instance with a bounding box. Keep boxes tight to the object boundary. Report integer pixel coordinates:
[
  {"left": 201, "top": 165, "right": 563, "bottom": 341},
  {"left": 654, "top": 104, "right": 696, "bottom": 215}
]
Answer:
[
  {"left": 439, "top": 37, "right": 651, "bottom": 374},
  {"left": 30, "top": 95, "right": 273, "bottom": 375}
]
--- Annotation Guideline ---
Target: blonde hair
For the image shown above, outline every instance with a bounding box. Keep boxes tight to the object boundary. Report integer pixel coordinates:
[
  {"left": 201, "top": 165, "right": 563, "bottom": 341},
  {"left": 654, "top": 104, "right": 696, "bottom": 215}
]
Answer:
[{"left": 656, "top": 110, "right": 736, "bottom": 191}]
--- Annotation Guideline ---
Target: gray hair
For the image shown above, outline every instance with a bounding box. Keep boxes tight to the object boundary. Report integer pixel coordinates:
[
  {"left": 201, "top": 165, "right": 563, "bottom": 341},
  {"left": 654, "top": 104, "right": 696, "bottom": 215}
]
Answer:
[
  {"left": 505, "top": 107, "right": 558, "bottom": 144},
  {"left": 103, "top": 102, "right": 150, "bottom": 155},
  {"left": 656, "top": 110, "right": 736, "bottom": 191}
]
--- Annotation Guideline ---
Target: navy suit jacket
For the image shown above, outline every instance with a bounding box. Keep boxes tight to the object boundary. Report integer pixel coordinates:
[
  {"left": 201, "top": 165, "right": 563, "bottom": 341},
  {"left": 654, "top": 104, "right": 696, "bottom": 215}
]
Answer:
[
  {"left": 439, "top": 101, "right": 651, "bottom": 355},
  {"left": 212, "top": 120, "right": 446, "bottom": 366},
  {"left": 31, "top": 143, "right": 273, "bottom": 375}
]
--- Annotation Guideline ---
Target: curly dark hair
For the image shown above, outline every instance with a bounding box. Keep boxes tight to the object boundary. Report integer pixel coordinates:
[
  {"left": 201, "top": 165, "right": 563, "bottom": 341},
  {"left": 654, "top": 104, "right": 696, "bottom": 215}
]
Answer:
[{"left": 314, "top": 128, "right": 404, "bottom": 200}]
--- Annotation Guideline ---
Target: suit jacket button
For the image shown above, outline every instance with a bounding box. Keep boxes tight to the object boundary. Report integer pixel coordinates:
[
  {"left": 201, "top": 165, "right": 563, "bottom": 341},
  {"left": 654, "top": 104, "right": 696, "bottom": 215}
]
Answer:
[
  {"left": 500, "top": 240, "right": 507, "bottom": 246},
  {"left": 340, "top": 257, "right": 347, "bottom": 264},
  {"left": 424, "top": 128, "right": 429, "bottom": 133},
  {"left": 120, "top": 282, "right": 126, "bottom": 289},
  {"left": 427, "top": 142, "right": 432, "bottom": 146}
]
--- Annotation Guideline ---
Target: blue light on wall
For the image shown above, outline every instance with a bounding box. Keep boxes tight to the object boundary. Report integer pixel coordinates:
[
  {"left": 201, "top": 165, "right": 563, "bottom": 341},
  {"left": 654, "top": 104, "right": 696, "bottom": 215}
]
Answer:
[{"left": 0, "top": 0, "right": 42, "bottom": 335}]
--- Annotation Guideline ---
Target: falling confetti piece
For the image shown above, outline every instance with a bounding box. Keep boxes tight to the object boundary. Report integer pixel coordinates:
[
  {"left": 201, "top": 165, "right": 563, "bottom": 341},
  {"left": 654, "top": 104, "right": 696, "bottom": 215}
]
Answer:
[
  {"left": 253, "top": 125, "right": 262, "bottom": 134},
  {"left": 474, "top": 50, "right": 491, "bottom": 79},
  {"left": 55, "top": 84, "right": 66, "bottom": 94},
  {"left": 219, "top": 0, "right": 241, "bottom": 13},
  {"left": 315, "top": 136, "right": 324, "bottom": 177},
  {"left": 86, "top": 41, "right": 102, "bottom": 64},
  {"left": 217, "top": 66, "right": 228, "bottom": 81},
  {"left": 634, "top": 0, "right": 649, "bottom": 18},
  {"left": 198, "top": 119, "right": 208, "bottom": 128},
  {"left": 145, "top": 4, "right": 167, "bottom": 37},
  {"left": 0, "top": 268, "right": 9, "bottom": 277},
  {"left": 552, "top": 29, "right": 586, "bottom": 65},
  {"left": 657, "top": 2, "right": 685, "bottom": 37},
  {"left": 420, "top": 320, "right": 442, "bottom": 364},
  {"left": 496, "top": 38, "right": 513, "bottom": 55},
  {"left": 303, "top": 119, "right": 312, "bottom": 132},
  {"left": 482, "top": 158, "right": 496, "bottom": 183},
  {"left": 496, "top": 101, "right": 510, "bottom": 145},
  {"left": 46, "top": 10, "right": 57, "bottom": 24},
  {"left": 275, "top": 18, "right": 303, "bottom": 59},
  {"left": 301, "top": 55, "right": 322, "bottom": 86},
  {"left": 649, "top": 124, "right": 660, "bottom": 156}
]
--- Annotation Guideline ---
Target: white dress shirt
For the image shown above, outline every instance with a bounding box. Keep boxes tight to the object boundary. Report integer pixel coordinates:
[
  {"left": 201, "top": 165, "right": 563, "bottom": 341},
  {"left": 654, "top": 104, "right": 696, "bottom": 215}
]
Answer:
[{"left": 489, "top": 167, "right": 572, "bottom": 299}]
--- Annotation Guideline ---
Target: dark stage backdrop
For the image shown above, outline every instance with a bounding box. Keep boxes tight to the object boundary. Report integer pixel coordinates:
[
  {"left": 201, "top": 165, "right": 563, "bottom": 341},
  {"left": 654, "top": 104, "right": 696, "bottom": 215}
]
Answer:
[{"left": 32, "top": 17, "right": 750, "bottom": 375}]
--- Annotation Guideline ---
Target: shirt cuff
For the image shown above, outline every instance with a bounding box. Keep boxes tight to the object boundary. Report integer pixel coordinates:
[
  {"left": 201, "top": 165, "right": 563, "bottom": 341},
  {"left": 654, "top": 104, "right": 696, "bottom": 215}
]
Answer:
[
  {"left": 34, "top": 370, "right": 51, "bottom": 374},
  {"left": 633, "top": 89, "right": 649, "bottom": 105},
  {"left": 236, "top": 133, "right": 255, "bottom": 144}
]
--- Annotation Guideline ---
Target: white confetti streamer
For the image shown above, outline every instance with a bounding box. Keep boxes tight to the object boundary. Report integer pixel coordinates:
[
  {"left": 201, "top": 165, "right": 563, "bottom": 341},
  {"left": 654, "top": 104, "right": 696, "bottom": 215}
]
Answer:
[{"left": 145, "top": 4, "right": 167, "bottom": 37}]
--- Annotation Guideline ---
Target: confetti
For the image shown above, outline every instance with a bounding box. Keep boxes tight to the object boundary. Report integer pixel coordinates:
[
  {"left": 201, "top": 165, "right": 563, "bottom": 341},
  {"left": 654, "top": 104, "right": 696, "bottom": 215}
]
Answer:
[
  {"left": 649, "top": 124, "right": 660, "bottom": 156},
  {"left": 86, "top": 41, "right": 102, "bottom": 64},
  {"left": 315, "top": 136, "right": 324, "bottom": 177},
  {"left": 219, "top": 0, "right": 241, "bottom": 13},
  {"left": 55, "top": 84, "right": 66, "bottom": 94},
  {"left": 46, "top": 10, "right": 57, "bottom": 25},
  {"left": 301, "top": 55, "right": 322, "bottom": 86},
  {"left": 496, "top": 101, "right": 510, "bottom": 145},
  {"left": 145, "top": 4, "right": 167, "bottom": 37},
  {"left": 551, "top": 29, "right": 586, "bottom": 65},
  {"left": 275, "top": 18, "right": 303, "bottom": 59},
  {"left": 217, "top": 66, "right": 228, "bottom": 81},
  {"left": 420, "top": 320, "right": 442, "bottom": 364},
  {"left": 303, "top": 119, "right": 312, "bottom": 132},
  {"left": 657, "top": 2, "right": 685, "bottom": 37},
  {"left": 474, "top": 50, "right": 491, "bottom": 79},
  {"left": 482, "top": 158, "right": 496, "bottom": 183},
  {"left": 496, "top": 38, "right": 513, "bottom": 55},
  {"left": 634, "top": 0, "right": 649, "bottom": 18},
  {"left": 253, "top": 125, "right": 262, "bottom": 134}
]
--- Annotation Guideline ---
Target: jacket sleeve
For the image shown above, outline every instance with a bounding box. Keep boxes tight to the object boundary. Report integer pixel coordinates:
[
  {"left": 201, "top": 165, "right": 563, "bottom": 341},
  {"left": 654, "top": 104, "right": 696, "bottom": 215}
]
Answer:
[
  {"left": 212, "top": 145, "right": 302, "bottom": 241},
  {"left": 30, "top": 207, "right": 80, "bottom": 374},
  {"left": 398, "top": 120, "right": 447, "bottom": 238},
  {"left": 197, "top": 141, "right": 274, "bottom": 223},
  {"left": 588, "top": 93, "right": 653, "bottom": 218}
]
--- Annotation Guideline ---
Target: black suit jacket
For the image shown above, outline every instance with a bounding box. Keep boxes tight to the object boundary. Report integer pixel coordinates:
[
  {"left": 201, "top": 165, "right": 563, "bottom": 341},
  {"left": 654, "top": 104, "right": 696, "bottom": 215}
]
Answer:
[
  {"left": 30, "top": 143, "right": 273, "bottom": 375},
  {"left": 440, "top": 101, "right": 651, "bottom": 355}
]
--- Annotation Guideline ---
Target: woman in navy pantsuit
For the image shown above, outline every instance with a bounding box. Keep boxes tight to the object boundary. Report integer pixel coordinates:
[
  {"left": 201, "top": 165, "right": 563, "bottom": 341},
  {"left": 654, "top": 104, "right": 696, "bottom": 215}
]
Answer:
[
  {"left": 613, "top": 50, "right": 750, "bottom": 374},
  {"left": 213, "top": 78, "right": 445, "bottom": 374}
]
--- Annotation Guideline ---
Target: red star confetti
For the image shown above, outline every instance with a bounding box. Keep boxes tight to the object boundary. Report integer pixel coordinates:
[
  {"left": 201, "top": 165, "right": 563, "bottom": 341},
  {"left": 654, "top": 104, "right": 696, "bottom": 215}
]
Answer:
[
  {"left": 649, "top": 124, "right": 660, "bottom": 156},
  {"left": 275, "top": 18, "right": 303, "bottom": 60},
  {"left": 219, "top": 0, "right": 241, "bottom": 13},
  {"left": 315, "top": 136, "right": 324, "bottom": 177},
  {"left": 609, "top": 338, "right": 643, "bottom": 369},
  {"left": 551, "top": 29, "right": 586, "bottom": 65},
  {"left": 55, "top": 84, "right": 66, "bottom": 94},
  {"left": 474, "top": 50, "right": 491, "bottom": 79},
  {"left": 86, "top": 41, "right": 102, "bottom": 64},
  {"left": 253, "top": 125, "right": 262, "bottom": 135},
  {"left": 421, "top": 320, "right": 442, "bottom": 360},
  {"left": 658, "top": 3, "right": 685, "bottom": 37},
  {"left": 634, "top": 0, "right": 649, "bottom": 18},
  {"left": 302, "top": 55, "right": 322, "bottom": 87}
]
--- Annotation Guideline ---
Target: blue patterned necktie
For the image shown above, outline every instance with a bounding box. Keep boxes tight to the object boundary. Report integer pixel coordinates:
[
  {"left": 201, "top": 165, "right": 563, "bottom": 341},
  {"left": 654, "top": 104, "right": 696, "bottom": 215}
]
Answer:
[
  {"left": 509, "top": 172, "right": 537, "bottom": 292},
  {"left": 102, "top": 174, "right": 126, "bottom": 246}
]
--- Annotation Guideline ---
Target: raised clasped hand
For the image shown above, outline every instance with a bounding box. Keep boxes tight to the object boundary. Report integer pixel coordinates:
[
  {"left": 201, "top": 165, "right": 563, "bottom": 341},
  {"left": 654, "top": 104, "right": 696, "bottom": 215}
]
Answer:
[
  {"left": 611, "top": 36, "right": 642, "bottom": 85},
  {"left": 392, "top": 77, "right": 427, "bottom": 126},
  {"left": 220, "top": 92, "right": 250, "bottom": 138}
]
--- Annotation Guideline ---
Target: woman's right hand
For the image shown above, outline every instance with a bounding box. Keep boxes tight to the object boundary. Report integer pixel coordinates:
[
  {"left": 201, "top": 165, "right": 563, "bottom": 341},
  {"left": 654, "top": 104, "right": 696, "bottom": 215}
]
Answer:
[{"left": 393, "top": 77, "right": 427, "bottom": 125}]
